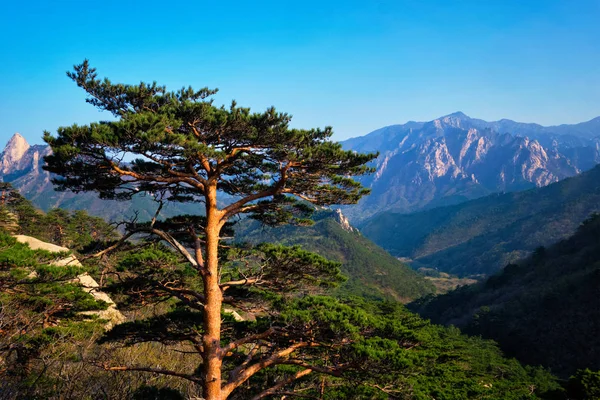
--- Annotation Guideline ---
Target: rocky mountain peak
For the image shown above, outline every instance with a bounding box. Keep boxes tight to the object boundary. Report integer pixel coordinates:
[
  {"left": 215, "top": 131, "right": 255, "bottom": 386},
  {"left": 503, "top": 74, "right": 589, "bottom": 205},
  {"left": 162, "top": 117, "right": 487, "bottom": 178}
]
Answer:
[
  {"left": 432, "top": 112, "right": 472, "bottom": 130},
  {"left": 1, "top": 133, "right": 31, "bottom": 174},
  {"left": 444, "top": 111, "right": 470, "bottom": 120},
  {"left": 334, "top": 209, "right": 357, "bottom": 232},
  {"left": 3, "top": 133, "right": 30, "bottom": 159},
  {"left": 341, "top": 113, "right": 600, "bottom": 222}
]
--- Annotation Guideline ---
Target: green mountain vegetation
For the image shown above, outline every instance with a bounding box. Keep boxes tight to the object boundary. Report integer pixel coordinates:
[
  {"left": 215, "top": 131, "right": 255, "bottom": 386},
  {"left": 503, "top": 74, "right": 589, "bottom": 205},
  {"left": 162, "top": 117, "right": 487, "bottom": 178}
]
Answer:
[
  {"left": 0, "top": 182, "right": 116, "bottom": 248},
  {"left": 410, "top": 213, "right": 600, "bottom": 378},
  {"left": 234, "top": 210, "right": 435, "bottom": 302},
  {"left": 4, "top": 60, "right": 599, "bottom": 399},
  {"left": 361, "top": 163, "right": 600, "bottom": 277},
  {"left": 5, "top": 182, "right": 596, "bottom": 398}
]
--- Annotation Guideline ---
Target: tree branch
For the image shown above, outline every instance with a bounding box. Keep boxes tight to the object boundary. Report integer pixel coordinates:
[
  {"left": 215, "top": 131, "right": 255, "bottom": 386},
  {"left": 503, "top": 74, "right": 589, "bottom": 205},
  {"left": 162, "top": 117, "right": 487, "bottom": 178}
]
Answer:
[
  {"left": 107, "top": 159, "right": 206, "bottom": 192},
  {"left": 221, "top": 327, "right": 277, "bottom": 355},
  {"left": 221, "top": 341, "right": 313, "bottom": 397},
  {"left": 87, "top": 230, "right": 137, "bottom": 259},
  {"left": 220, "top": 277, "right": 261, "bottom": 289},
  {"left": 97, "top": 363, "right": 201, "bottom": 383},
  {"left": 220, "top": 163, "right": 292, "bottom": 220},
  {"left": 149, "top": 228, "right": 199, "bottom": 269},
  {"left": 157, "top": 282, "right": 205, "bottom": 310},
  {"left": 251, "top": 368, "right": 313, "bottom": 400},
  {"left": 277, "top": 359, "right": 343, "bottom": 377}
]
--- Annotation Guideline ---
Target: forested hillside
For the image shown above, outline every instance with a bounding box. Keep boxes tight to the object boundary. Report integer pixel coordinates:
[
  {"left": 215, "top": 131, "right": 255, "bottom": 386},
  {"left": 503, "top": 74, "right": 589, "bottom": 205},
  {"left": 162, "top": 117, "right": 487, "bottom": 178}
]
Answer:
[
  {"left": 2, "top": 185, "right": 585, "bottom": 399},
  {"left": 234, "top": 210, "right": 435, "bottom": 302},
  {"left": 361, "top": 163, "right": 600, "bottom": 277},
  {"left": 411, "top": 213, "right": 600, "bottom": 378}
]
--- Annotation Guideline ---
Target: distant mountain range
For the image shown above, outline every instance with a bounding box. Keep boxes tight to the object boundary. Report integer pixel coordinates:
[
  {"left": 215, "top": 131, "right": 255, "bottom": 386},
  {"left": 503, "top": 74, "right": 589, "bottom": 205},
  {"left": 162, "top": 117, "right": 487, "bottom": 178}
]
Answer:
[
  {"left": 0, "top": 133, "right": 201, "bottom": 222},
  {"left": 4, "top": 113, "right": 600, "bottom": 223},
  {"left": 361, "top": 163, "right": 600, "bottom": 277},
  {"left": 342, "top": 112, "right": 600, "bottom": 221}
]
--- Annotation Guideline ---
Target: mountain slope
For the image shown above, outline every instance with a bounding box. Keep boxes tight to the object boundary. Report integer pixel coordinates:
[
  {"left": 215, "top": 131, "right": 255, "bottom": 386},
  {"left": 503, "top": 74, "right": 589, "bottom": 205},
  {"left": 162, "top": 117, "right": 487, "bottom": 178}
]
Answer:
[
  {"left": 342, "top": 112, "right": 600, "bottom": 221},
  {"left": 410, "top": 214, "right": 600, "bottom": 377},
  {"left": 0, "top": 133, "right": 202, "bottom": 221},
  {"left": 0, "top": 135, "right": 433, "bottom": 301},
  {"left": 234, "top": 210, "right": 435, "bottom": 302},
  {"left": 361, "top": 163, "right": 600, "bottom": 277}
]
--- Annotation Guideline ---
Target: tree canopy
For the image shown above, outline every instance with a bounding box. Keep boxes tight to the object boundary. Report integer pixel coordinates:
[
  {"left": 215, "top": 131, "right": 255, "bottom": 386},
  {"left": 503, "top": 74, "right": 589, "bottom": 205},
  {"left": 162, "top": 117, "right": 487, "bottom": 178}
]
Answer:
[{"left": 43, "top": 60, "right": 378, "bottom": 399}]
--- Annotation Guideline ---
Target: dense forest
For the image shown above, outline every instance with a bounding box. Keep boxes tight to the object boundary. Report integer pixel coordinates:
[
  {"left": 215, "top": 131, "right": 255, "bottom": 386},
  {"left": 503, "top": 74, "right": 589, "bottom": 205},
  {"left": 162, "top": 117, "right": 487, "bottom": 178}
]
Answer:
[
  {"left": 4, "top": 186, "right": 598, "bottom": 399},
  {"left": 361, "top": 164, "right": 600, "bottom": 277},
  {"left": 410, "top": 213, "right": 600, "bottom": 380}
]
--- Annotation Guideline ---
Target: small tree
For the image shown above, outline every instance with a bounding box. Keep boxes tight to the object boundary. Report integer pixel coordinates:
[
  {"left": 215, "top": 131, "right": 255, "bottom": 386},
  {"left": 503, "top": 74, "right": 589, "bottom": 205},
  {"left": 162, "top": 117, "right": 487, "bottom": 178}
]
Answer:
[{"left": 44, "top": 61, "right": 376, "bottom": 399}]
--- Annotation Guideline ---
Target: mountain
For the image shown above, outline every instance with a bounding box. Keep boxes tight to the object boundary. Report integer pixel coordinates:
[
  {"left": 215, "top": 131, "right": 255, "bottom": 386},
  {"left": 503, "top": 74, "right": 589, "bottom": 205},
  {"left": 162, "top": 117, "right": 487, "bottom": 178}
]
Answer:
[
  {"left": 361, "top": 163, "right": 600, "bottom": 277},
  {"left": 342, "top": 112, "right": 600, "bottom": 221},
  {"left": 0, "top": 135, "right": 434, "bottom": 301},
  {"left": 234, "top": 209, "right": 435, "bottom": 302},
  {"left": 410, "top": 213, "right": 600, "bottom": 377},
  {"left": 0, "top": 133, "right": 201, "bottom": 221}
]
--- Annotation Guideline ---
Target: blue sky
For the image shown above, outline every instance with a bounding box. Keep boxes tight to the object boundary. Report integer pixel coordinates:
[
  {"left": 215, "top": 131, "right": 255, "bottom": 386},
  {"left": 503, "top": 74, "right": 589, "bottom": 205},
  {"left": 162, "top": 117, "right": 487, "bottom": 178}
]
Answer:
[{"left": 1, "top": 0, "right": 599, "bottom": 145}]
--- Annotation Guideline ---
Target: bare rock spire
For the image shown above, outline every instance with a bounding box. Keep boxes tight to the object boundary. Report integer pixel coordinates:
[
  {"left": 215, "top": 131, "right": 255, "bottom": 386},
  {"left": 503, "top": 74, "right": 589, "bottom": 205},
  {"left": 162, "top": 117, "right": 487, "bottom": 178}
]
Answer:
[{"left": 1, "top": 133, "right": 30, "bottom": 174}]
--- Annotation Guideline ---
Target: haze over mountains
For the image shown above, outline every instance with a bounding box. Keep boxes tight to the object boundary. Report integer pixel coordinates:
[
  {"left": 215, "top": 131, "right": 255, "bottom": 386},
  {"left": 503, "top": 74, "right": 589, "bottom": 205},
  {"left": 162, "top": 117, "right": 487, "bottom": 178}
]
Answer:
[
  {"left": 342, "top": 112, "right": 600, "bottom": 221},
  {"left": 0, "top": 133, "right": 200, "bottom": 222}
]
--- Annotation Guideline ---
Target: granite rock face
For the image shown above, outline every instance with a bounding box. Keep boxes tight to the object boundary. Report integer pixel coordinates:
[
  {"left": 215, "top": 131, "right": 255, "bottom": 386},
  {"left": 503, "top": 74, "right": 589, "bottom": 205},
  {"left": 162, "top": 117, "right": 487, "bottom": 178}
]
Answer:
[
  {"left": 342, "top": 113, "right": 600, "bottom": 221},
  {"left": 14, "top": 234, "right": 125, "bottom": 329}
]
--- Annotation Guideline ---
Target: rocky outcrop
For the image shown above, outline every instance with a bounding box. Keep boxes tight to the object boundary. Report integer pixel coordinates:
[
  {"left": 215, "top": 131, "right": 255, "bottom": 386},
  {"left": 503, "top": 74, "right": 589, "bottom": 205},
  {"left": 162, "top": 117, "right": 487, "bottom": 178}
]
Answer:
[
  {"left": 342, "top": 113, "right": 600, "bottom": 221},
  {"left": 13, "top": 235, "right": 125, "bottom": 329},
  {"left": 334, "top": 209, "right": 357, "bottom": 233},
  {"left": 1, "top": 133, "right": 30, "bottom": 174}
]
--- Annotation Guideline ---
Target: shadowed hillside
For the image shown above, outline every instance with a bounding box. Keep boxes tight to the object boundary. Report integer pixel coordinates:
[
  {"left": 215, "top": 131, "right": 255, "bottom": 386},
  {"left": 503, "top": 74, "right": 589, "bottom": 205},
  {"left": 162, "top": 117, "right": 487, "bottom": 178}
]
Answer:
[
  {"left": 361, "top": 164, "right": 600, "bottom": 277},
  {"left": 410, "top": 213, "right": 600, "bottom": 377}
]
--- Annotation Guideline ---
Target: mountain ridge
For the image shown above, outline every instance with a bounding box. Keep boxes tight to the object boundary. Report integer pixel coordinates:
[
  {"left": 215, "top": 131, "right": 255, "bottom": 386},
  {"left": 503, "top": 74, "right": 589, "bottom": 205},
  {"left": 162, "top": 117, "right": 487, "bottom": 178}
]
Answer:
[
  {"left": 361, "top": 163, "right": 600, "bottom": 277},
  {"left": 4, "top": 111, "right": 600, "bottom": 222},
  {"left": 233, "top": 209, "right": 435, "bottom": 302},
  {"left": 341, "top": 113, "right": 600, "bottom": 221},
  {"left": 0, "top": 133, "right": 202, "bottom": 221}
]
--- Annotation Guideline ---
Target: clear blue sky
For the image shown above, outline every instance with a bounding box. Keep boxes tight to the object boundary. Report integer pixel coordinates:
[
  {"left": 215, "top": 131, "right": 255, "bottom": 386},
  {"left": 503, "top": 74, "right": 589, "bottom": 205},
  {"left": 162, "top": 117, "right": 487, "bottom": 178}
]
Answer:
[{"left": 1, "top": 0, "right": 599, "bottom": 146}]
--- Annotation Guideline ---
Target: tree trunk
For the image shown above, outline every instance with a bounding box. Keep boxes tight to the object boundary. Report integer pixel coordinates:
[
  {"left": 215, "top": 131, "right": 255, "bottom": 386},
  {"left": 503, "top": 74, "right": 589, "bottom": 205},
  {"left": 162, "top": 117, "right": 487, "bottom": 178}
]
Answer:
[{"left": 202, "top": 185, "right": 224, "bottom": 400}]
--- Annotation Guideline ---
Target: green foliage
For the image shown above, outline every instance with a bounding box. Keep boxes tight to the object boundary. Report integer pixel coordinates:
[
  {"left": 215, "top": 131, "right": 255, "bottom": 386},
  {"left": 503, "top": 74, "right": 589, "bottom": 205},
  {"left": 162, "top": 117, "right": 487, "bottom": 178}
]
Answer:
[
  {"left": 42, "top": 207, "right": 117, "bottom": 250},
  {"left": 412, "top": 213, "right": 600, "bottom": 377},
  {"left": 0, "top": 230, "right": 109, "bottom": 396},
  {"left": 235, "top": 210, "right": 435, "bottom": 301},
  {"left": 0, "top": 209, "right": 571, "bottom": 399},
  {"left": 0, "top": 183, "right": 117, "bottom": 251},
  {"left": 228, "top": 297, "right": 562, "bottom": 399},
  {"left": 44, "top": 61, "right": 377, "bottom": 226},
  {"left": 567, "top": 369, "right": 600, "bottom": 399},
  {"left": 361, "top": 164, "right": 600, "bottom": 277}
]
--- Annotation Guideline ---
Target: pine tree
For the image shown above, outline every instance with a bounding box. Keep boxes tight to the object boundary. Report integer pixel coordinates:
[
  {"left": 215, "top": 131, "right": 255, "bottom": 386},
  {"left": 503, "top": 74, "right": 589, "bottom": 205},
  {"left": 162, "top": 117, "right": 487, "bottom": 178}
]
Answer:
[{"left": 44, "top": 60, "right": 377, "bottom": 399}]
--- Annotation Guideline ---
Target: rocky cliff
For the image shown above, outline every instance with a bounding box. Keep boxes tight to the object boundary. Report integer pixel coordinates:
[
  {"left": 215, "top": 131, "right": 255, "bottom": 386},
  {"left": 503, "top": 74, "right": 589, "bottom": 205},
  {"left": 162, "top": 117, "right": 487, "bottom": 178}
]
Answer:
[{"left": 342, "top": 112, "right": 600, "bottom": 221}]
